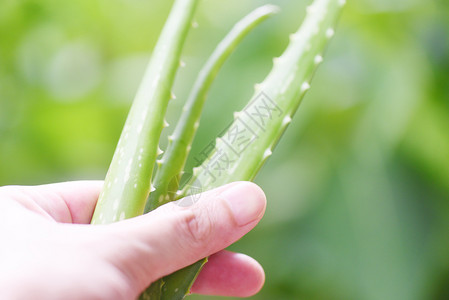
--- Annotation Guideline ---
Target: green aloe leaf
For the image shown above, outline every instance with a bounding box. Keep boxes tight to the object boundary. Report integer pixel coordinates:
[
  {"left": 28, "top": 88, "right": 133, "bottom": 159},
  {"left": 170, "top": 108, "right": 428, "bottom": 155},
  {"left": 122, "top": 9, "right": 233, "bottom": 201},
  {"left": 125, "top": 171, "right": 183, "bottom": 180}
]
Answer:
[
  {"left": 90, "top": 0, "right": 199, "bottom": 225},
  {"left": 145, "top": 4, "right": 280, "bottom": 213},
  {"left": 184, "top": 0, "right": 345, "bottom": 192},
  {"left": 140, "top": 5, "right": 279, "bottom": 299},
  {"left": 162, "top": 0, "right": 346, "bottom": 299}
]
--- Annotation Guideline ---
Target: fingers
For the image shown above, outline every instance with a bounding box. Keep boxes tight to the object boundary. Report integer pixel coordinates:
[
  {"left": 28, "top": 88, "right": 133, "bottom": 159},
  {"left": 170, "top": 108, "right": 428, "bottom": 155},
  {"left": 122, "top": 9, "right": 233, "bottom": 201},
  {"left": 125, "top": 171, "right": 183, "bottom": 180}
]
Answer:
[
  {"left": 0, "top": 181, "right": 103, "bottom": 224},
  {"left": 37, "top": 181, "right": 103, "bottom": 224},
  {"left": 191, "top": 250, "right": 265, "bottom": 297},
  {"left": 102, "top": 182, "right": 266, "bottom": 291}
]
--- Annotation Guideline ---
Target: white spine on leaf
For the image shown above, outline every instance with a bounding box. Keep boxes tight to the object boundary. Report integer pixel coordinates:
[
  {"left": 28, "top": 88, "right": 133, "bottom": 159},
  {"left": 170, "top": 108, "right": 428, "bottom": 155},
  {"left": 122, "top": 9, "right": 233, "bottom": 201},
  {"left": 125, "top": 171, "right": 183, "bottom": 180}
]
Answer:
[
  {"left": 282, "top": 115, "right": 292, "bottom": 126},
  {"left": 263, "top": 149, "right": 273, "bottom": 160},
  {"left": 301, "top": 82, "right": 311, "bottom": 92}
]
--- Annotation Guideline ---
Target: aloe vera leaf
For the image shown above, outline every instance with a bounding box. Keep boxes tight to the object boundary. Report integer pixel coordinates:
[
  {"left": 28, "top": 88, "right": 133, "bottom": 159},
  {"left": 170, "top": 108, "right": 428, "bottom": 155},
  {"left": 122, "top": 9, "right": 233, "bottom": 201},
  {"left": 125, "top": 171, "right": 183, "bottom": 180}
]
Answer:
[
  {"left": 145, "top": 4, "right": 280, "bottom": 213},
  {"left": 161, "top": 259, "right": 206, "bottom": 299},
  {"left": 90, "top": 0, "right": 199, "bottom": 225},
  {"left": 139, "top": 278, "right": 164, "bottom": 300},
  {"left": 161, "top": 0, "right": 346, "bottom": 299},
  {"left": 139, "top": 261, "right": 206, "bottom": 300},
  {"left": 183, "top": 0, "right": 345, "bottom": 194},
  {"left": 139, "top": 6, "right": 279, "bottom": 299}
]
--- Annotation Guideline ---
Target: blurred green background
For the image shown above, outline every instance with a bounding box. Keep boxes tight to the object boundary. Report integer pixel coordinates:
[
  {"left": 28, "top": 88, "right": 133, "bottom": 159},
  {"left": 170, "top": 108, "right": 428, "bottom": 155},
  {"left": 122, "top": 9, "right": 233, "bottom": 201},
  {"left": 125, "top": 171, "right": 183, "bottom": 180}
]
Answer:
[{"left": 1, "top": 0, "right": 448, "bottom": 299}]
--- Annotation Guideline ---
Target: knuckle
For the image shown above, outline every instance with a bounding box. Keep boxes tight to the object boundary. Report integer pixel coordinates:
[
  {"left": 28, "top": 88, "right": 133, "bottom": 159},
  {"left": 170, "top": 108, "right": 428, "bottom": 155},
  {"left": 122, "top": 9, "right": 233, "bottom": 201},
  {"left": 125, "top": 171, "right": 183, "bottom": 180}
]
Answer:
[{"left": 177, "top": 207, "right": 214, "bottom": 250}]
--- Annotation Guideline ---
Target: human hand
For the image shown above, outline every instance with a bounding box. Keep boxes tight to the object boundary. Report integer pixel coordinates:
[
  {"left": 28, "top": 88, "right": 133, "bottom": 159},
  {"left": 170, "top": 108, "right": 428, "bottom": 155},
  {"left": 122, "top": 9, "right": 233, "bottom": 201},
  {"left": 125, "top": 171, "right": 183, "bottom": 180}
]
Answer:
[{"left": 0, "top": 181, "right": 266, "bottom": 299}]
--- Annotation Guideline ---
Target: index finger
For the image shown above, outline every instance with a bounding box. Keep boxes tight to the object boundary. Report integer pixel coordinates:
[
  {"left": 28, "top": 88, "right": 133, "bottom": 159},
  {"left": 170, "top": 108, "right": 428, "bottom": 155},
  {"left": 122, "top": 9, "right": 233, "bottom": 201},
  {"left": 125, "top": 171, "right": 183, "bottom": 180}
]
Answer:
[{"left": 0, "top": 181, "right": 103, "bottom": 224}]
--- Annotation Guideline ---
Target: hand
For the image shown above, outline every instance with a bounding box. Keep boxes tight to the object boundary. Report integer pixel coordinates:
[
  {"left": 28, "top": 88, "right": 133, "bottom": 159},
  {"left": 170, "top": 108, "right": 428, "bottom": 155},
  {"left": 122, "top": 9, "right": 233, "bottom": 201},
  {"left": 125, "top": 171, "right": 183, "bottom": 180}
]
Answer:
[{"left": 0, "top": 181, "right": 266, "bottom": 299}]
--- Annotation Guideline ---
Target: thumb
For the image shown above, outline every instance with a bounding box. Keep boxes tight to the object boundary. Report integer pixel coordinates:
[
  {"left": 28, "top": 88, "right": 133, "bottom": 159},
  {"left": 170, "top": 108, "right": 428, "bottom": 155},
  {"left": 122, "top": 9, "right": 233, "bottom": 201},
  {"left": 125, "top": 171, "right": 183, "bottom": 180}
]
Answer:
[{"left": 100, "top": 182, "right": 266, "bottom": 292}]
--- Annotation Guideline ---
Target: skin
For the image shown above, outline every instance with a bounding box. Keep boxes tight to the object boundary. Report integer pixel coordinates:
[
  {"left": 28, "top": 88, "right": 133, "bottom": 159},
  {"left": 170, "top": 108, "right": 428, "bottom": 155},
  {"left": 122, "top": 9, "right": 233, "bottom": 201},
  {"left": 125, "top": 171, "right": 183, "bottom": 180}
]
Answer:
[{"left": 0, "top": 181, "right": 266, "bottom": 300}]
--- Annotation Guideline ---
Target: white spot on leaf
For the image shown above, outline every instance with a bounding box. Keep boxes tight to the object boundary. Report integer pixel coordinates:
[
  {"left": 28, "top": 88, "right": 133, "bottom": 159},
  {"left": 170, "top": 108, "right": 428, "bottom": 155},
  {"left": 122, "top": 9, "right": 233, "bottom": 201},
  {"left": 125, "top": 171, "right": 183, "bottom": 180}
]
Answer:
[
  {"left": 301, "top": 82, "right": 311, "bottom": 92},
  {"left": 124, "top": 159, "right": 133, "bottom": 183},
  {"left": 282, "top": 115, "right": 292, "bottom": 126},
  {"left": 263, "top": 149, "right": 273, "bottom": 159}
]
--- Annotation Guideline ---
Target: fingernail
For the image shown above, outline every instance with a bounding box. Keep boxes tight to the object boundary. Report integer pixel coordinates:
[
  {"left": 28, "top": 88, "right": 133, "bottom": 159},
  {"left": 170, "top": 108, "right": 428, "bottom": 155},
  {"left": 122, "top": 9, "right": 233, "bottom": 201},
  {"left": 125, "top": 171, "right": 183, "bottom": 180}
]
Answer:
[{"left": 221, "top": 183, "right": 265, "bottom": 226}]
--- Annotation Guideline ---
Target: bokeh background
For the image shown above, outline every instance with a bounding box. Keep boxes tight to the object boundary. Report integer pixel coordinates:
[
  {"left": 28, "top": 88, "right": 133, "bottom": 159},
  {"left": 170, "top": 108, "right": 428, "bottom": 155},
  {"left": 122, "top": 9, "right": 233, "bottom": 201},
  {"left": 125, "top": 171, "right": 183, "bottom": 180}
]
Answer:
[{"left": 1, "top": 0, "right": 448, "bottom": 299}]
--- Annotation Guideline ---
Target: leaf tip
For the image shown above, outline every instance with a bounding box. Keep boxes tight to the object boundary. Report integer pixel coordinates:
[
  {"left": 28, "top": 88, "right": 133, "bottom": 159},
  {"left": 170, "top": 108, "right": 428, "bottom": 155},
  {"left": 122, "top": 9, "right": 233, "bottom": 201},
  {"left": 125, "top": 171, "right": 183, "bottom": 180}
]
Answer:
[{"left": 258, "top": 4, "right": 281, "bottom": 16}]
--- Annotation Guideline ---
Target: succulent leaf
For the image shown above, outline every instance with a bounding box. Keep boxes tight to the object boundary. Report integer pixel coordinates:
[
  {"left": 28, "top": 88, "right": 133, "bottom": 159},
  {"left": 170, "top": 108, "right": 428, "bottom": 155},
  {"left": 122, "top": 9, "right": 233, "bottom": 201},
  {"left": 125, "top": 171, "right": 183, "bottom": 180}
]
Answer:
[
  {"left": 90, "top": 0, "right": 199, "bottom": 224},
  {"left": 184, "top": 0, "right": 344, "bottom": 196},
  {"left": 161, "top": 0, "right": 345, "bottom": 298},
  {"left": 139, "top": 6, "right": 279, "bottom": 299},
  {"left": 144, "top": 5, "right": 280, "bottom": 213}
]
